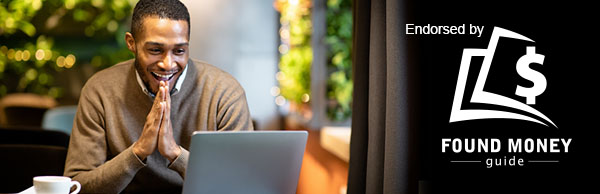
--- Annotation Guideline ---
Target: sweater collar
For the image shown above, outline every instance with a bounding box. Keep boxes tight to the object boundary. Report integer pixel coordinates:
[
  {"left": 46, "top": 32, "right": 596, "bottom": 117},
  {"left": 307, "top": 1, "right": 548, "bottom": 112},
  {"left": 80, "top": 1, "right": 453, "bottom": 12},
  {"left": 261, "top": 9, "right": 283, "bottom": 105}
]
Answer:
[{"left": 134, "top": 62, "right": 188, "bottom": 98}]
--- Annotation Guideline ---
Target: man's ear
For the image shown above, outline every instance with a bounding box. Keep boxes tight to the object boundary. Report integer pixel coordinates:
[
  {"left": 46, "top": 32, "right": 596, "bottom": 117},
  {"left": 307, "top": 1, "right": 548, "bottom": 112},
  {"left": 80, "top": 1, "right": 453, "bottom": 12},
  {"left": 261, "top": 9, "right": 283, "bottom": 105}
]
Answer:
[{"left": 125, "top": 32, "right": 136, "bottom": 53}]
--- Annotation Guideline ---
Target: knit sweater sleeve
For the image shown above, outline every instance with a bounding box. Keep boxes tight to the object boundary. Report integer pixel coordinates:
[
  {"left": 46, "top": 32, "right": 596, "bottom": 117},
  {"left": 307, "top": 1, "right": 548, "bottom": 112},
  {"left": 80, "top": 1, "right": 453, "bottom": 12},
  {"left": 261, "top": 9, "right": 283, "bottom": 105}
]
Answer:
[
  {"left": 63, "top": 83, "right": 146, "bottom": 193},
  {"left": 216, "top": 78, "right": 254, "bottom": 132}
]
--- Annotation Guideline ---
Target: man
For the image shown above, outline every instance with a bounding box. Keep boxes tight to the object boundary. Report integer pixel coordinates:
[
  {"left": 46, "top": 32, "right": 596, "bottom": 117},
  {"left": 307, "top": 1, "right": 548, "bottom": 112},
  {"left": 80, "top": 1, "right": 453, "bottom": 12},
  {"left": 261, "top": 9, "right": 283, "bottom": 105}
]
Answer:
[{"left": 63, "top": 0, "right": 253, "bottom": 193}]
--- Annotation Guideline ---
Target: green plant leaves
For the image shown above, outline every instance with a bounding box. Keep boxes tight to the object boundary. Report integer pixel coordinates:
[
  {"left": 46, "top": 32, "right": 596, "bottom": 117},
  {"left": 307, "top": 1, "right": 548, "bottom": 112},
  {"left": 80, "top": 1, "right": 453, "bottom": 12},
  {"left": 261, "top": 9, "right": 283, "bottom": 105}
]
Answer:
[{"left": 325, "top": 0, "right": 353, "bottom": 121}]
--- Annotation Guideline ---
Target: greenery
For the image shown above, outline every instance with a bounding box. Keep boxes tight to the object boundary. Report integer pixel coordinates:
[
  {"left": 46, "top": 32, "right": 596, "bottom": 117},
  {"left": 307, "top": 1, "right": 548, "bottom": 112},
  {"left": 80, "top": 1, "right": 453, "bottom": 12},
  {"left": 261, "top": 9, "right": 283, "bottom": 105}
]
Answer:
[
  {"left": 325, "top": 0, "right": 352, "bottom": 121},
  {"left": 279, "top": 46, "right": 312, "bottom": 103},
  {"left": 274, "top": 0, "right": 312, "bottom": 104},
  {"left": 274, "top": 0, "right": 352, "bottom": 122},
  {"left": 0, "top": 0, "right": 134, "bottom": 98}
]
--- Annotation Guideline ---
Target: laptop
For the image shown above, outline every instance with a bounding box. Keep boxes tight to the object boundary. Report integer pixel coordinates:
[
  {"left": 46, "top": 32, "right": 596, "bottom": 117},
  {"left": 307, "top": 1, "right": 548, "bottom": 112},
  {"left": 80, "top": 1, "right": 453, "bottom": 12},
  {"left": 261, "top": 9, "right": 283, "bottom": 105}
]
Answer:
[{"left": 182, "top": 130, "right": 308, "bottom": 194}]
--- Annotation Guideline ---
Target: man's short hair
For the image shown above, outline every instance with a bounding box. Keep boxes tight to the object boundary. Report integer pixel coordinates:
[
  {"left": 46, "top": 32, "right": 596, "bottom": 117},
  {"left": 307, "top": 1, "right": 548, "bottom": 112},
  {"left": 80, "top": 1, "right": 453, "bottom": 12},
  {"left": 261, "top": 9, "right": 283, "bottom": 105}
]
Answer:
[{"left": 131, "top": 0, "right": 191, "bottom": 38}]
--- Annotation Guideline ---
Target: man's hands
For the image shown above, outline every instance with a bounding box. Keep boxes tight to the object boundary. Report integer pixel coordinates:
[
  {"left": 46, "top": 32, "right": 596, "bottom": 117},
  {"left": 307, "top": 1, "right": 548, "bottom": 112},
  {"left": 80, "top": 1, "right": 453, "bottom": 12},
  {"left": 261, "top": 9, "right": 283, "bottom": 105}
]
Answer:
[
  {"left": 156, "top": 81, "right": 181, "bottom": 161},
  {"left": 133, "top": 81, "right": 181, "bottom": 163}
]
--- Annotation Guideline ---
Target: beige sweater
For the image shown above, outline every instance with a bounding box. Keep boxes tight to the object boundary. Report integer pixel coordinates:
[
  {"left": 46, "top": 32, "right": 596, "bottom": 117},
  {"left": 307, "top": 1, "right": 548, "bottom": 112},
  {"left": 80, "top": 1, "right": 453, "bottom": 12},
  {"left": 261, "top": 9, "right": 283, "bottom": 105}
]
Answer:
[{"left": 64, "top": 59, "right": 253, "bottom": 193}]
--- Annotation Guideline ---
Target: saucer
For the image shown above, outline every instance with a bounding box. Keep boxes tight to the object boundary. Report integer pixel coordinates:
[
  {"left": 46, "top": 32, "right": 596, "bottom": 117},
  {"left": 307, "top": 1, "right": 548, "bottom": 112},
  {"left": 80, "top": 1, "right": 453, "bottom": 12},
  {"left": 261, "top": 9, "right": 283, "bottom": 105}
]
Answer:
[{"left": 17, "top": 186, "right": 35, "bottom": 194}]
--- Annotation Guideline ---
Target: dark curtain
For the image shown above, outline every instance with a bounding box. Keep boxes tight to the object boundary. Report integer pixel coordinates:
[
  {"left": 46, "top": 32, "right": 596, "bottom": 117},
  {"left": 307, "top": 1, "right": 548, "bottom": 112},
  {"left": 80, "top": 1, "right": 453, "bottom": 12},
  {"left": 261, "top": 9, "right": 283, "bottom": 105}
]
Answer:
[{"left": 347, "top": 0, "right": 418, "bottom": 193}]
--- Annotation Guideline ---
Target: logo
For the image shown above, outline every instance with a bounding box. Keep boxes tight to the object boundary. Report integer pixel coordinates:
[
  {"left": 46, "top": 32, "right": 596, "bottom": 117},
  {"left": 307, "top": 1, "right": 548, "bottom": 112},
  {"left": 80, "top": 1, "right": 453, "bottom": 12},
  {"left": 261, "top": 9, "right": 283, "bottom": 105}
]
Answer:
[{"left": 449, "top": 27, "right": 557, "bottom": 128}]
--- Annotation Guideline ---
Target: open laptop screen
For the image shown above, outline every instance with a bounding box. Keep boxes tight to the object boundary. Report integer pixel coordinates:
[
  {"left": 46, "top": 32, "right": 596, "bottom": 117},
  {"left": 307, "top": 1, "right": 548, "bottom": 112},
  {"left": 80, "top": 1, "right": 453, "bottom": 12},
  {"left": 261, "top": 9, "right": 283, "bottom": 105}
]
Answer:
[{"left": 182, "top": 131, "right": 308, "bottom": 194}]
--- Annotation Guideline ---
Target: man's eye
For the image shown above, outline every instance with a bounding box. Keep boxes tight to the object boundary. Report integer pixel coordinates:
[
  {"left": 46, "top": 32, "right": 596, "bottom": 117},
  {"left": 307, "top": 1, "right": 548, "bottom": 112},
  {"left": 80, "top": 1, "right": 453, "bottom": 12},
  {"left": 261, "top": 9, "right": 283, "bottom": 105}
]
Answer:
[
  {"left": 175, "top": 49, "right": 186, "bottom": 55},
  {"left": 148, "top": 48, "right": 162, "bottom": 54}
]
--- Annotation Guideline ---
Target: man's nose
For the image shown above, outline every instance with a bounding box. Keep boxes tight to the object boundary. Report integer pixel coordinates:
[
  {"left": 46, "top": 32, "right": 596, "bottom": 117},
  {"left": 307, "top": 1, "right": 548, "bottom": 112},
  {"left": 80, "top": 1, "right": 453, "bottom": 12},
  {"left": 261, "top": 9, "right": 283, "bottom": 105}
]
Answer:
[{"left": 157, "top": 54, "right": 176, "bottom": 70}]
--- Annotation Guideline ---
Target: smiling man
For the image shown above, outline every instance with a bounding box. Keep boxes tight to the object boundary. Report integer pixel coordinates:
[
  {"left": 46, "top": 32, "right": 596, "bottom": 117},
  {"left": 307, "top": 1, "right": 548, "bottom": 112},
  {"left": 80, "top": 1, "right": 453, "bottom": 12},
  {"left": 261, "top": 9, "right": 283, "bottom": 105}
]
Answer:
[{"left": 63, "top": 0, "right": 253, "bottom": 193}]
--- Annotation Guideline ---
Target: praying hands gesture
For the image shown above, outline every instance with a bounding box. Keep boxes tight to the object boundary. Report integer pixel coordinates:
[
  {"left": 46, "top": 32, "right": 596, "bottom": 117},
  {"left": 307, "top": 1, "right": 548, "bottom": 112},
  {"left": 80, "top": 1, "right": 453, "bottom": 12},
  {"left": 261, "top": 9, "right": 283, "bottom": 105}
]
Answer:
[{"left": 133, "top": 81, "right": 181, "bottom": 162}]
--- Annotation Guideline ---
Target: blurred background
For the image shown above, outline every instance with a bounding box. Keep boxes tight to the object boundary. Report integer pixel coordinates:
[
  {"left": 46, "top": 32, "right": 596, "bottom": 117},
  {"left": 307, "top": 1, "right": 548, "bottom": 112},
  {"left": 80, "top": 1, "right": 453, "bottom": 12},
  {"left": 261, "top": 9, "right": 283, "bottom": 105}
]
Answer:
[{"left": 0, "top": 0, "right": 353, "bottom": 193}]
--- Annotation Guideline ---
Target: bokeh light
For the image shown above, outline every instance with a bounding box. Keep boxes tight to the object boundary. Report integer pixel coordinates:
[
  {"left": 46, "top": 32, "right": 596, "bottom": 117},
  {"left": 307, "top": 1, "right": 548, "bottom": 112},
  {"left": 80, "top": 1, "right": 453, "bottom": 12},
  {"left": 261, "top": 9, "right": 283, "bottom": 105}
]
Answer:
[
  {"left": 65, "top": 54, "right": 76, "bottom": 68},
  {"left": 14, "top": 50, "right": 22, "bottom": 61},
  {"left": 7, "top": 49, "right": 15, "bottom": 60},
  {"left": 301, "top": 93, "right": 310, "bottom": 103},
  {"left": 270, "top": 86, "right": 281, "bottom": 96},
  {"left": 278, "top": 44, "right": 289, "bottom": 54},
  {"left": 22, "top": 50, "right": 31, "bottom": 61},
  {"left": 275, "top": 96, "right": 286, "bottom": 106},
  {"left": 35, "top": 49, "right": 45, "bottom": 60},
  {"left": 56, "top": 56, "right": 65, "bottom": 67}
]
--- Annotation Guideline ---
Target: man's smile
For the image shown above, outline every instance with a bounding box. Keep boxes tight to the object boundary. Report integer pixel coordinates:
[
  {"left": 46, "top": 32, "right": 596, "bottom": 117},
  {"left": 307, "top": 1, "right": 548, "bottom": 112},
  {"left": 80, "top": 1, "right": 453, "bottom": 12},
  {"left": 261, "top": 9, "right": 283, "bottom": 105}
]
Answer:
[{"left": 151, "top": 71, "right": 178, "bottom": 81}]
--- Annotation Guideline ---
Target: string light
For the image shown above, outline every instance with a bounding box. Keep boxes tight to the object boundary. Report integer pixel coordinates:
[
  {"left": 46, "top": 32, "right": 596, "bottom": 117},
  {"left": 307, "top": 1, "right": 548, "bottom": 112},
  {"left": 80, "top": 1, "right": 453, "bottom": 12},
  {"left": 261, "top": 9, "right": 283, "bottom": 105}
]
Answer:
[
  {"left": 14, "top": 50, "right": 22, "bottom": 61},
  {"left": 278, "top": 44, "right": 289, "bottom": 54},
  {"left": 35, "top": 49, "right": 45, "bottom": 60},
  {"left": 7, "top": 49, "right": 15, "bottom": 60},
  {"left": 65, "top": 54, "right": 76, "bottom": 68},
  {"left": 0, "top": 47, "right": 65, "bottom": 62},
  {"left": 270, "top": 86, "right": 281, "bottom": 96},
  {"left": 279, "top": 28, "right": 290, "bottom": 40},
  {"left": 22, "top": 50, "right": 31, "bottom": 61},
  {"left": 275, "top": 96, "right": 286, "bottom": 106},
  {"left": 56, "top": 56, "right": 65, "bottom": 67},
  {"left": 301, "top": 93, "right": 310, "bottom": 103}
]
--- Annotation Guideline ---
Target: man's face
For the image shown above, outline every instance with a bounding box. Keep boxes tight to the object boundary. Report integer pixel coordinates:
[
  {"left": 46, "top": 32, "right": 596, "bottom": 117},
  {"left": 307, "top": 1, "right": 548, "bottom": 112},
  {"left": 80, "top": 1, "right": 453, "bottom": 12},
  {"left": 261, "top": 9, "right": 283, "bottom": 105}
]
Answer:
[{"left": 126, "top": 16, "right": 189, "bottom": 94}]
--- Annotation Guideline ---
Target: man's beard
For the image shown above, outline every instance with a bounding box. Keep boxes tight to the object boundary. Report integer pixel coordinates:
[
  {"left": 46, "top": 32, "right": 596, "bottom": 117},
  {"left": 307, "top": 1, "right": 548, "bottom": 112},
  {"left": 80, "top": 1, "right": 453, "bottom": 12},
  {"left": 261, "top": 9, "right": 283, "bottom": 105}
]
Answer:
[{"left": 134, "top": 58, "right": 155, "bottom": 95}]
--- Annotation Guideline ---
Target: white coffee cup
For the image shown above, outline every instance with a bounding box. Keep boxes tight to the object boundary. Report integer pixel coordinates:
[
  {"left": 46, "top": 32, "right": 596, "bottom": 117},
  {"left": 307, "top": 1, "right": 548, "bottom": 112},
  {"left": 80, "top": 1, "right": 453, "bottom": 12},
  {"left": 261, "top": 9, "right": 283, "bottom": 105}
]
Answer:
[{"left": 33, "top": 176, "right": 81, "bottom": 194}]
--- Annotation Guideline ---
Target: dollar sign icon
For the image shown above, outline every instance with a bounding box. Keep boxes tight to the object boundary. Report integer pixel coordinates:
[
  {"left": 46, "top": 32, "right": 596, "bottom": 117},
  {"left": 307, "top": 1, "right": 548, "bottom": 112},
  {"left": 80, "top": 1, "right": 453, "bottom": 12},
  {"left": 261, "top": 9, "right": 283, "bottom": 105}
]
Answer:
[{"left": 515, "top": 46, "right": 546, "bottom": 105}]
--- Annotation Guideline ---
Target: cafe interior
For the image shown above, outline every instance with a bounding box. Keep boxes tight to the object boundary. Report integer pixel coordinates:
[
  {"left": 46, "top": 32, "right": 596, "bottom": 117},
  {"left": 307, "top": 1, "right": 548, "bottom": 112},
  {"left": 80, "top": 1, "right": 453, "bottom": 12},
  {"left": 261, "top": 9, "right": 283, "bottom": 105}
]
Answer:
[{"left": 0, "top": 0, "right": 412, "bottom": 193}]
